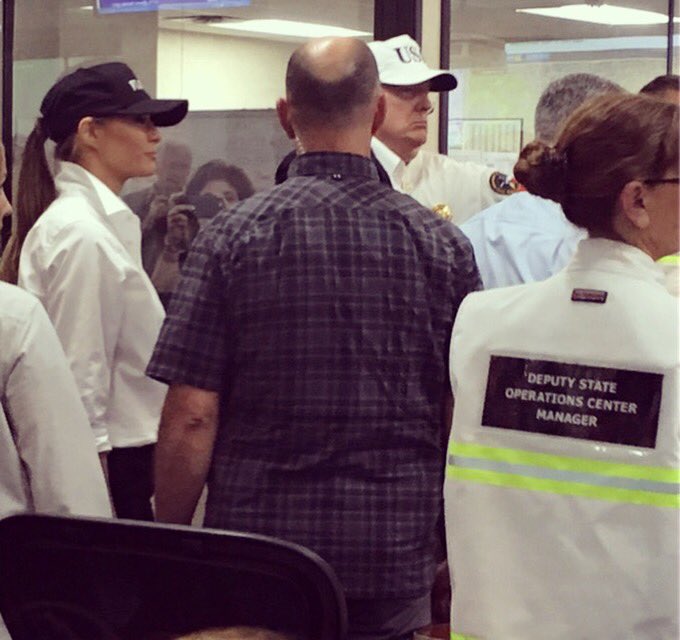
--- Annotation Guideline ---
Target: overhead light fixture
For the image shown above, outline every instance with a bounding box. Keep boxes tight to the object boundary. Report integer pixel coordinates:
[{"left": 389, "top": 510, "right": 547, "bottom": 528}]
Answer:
[
  {"left": 211, "top": 19, "right": 371, "bottom": 40},
  {"left": 506, "top": 35, "right": 677, "bottom": 56},
  {"left": 517, "top": 4, "right": 677, "bottom": 26}
]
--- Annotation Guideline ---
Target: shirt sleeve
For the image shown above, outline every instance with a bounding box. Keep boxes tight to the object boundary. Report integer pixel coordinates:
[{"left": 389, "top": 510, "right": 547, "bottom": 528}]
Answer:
[
  {"left": 20, "top": 224, "right": 126, "bottom": 452},
  {"left": 430, "top": 155, "right": 503, "bottom": 225},
  {"left": 5, "top": 296, "right": 112, "bottom": 517},
  {"left": 448, "top": 222, "right": 484, "bottom": 316},
  {"left": 418, "top": 152, "right": 503, "bottom": 224},
  {"left": 452, "top": 162, "right": 499, "bottom": 224},
  {"left": 146, "top": 227, "right": 231, "bottom": 391},
  {"left": 459, "top": 214, "right": 495, "bottom": 289}
]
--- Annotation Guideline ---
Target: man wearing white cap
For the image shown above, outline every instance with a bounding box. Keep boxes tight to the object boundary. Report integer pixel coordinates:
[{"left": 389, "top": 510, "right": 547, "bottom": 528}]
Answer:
[{"left": 368, "top": 35, "right": 515, "bottom": 224}]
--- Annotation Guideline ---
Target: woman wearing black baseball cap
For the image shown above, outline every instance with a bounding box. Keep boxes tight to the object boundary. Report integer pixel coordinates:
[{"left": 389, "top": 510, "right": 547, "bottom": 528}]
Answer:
[{"left": 0, "top": 62, "right": 188, "bottom": 520}]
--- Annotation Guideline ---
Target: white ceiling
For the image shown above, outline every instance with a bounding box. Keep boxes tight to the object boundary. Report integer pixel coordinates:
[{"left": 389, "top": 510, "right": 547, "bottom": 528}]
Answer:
[
  {"left": 159, "top": 0, "right": 374, "bottom": 33},
  {"left": 13, "top": 0, "right": 678, "bottom": 60},
  {"left": 451, "top": 0, "right": 676, "bottom": 43},
  {"left": 157, "top": 0, "right": 677, "bottom": 42}
]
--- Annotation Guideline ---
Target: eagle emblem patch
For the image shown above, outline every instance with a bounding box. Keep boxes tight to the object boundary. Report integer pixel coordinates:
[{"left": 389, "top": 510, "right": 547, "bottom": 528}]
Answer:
[{"left": 489, "top": 171, "right": 520, "bottom": 196}]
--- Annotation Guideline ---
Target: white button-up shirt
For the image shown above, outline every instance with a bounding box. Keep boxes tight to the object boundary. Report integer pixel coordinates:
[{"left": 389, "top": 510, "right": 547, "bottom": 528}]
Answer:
[
  {"left": 19, "top": 162, "right": 166, "bottom": 452},
  {"left": 460, "top": 191, "right": 587, "bottom": 289},
  {"left": 0, "top": 281, "right": 111, "bottom": 517},
  {"left": 371, "top": 137, "right": 505, "bottom": 224}
]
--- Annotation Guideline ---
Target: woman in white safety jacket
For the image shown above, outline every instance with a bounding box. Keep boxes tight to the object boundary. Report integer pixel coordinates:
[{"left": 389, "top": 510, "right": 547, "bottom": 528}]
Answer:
[
  {"left": 444, "top": 93, "right": 679, "bottom": 639},
  {"left": 0, "top": 62, "right": 188, "bottom": 520}
]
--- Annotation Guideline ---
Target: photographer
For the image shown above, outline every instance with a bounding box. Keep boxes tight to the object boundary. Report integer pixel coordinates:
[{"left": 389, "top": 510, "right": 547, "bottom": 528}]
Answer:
[
  {"left": 143, "top": 161, "right": 256, "bottom": 307},
  {"left": 147, "top": 191, "right": 221, "bottom": 308}
]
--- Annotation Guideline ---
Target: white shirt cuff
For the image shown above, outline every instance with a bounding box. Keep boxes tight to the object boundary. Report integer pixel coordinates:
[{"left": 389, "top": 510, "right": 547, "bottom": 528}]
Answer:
[{"left": 93, "top": 426, "right": 112, "bottom": 453}]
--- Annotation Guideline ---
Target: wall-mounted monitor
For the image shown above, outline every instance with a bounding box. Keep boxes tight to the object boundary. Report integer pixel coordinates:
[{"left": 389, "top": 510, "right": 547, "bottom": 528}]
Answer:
[{"left": 97, "top": 0, "right": 250, "bottom": 14}]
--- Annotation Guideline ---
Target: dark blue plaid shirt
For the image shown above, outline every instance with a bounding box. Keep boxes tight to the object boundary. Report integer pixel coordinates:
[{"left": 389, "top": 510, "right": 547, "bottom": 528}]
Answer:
[{"left": 147, "top": 152, "right": 481, "bottom": 599}]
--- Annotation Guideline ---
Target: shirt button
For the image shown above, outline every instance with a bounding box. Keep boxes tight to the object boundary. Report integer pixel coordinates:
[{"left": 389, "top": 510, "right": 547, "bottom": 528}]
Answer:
[{"left": 331, "top": 173, "right": 342, "bottom": 180}]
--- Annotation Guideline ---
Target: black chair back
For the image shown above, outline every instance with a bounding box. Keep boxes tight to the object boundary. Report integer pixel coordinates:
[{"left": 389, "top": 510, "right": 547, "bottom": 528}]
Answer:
[{"left": 0, "top": 514, "right": 347, "bottom": 640}]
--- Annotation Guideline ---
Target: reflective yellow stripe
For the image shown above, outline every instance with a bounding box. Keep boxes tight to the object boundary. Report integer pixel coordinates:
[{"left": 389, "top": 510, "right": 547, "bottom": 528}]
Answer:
[
  {"left": 447, "top": 441, "right": 679, "bottom": 507},
  {"left": 446, "top": 466, "right": 680, "bottom": 508},
  {"left": 448, "top": 441, "right": 678, "bottom": 483},
  {"left": 658, "top": 255, "right": 680, "bottom": 265},
  {"left": 451, "top": 633, "right": 478, "bottom": 640}
]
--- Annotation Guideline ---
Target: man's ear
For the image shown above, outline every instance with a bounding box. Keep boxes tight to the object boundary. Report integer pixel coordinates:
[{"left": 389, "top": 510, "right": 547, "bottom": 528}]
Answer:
[
  {"left": 371, "top": 93, "right": 386, "bottom": 136},
  {"left": 617, "top": 180, "right": 650, "bottom": 230},
  {"left": 276, "top": 98, "right": 296, "bottom": 140}
]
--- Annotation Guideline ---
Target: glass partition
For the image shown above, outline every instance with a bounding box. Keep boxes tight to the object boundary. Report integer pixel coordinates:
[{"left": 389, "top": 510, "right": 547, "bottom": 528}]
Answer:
[
  {"left": 448, "top": 0, "right": 676, "bottom": 172},
  {"left": 13, "top": 0, "right": 374, "bottom": 196}
]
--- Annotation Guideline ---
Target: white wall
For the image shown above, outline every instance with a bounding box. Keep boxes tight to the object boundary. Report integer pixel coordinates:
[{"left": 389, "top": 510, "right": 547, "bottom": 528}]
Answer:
[
  {"left": 455, "top": 56, "right": 667, "bottom": 143},
  {"left": 422, "top": 0, "right": 442, "bottom": 153},
  {"left": 157, "top": 30, "right": 298, "bottom": 110}
]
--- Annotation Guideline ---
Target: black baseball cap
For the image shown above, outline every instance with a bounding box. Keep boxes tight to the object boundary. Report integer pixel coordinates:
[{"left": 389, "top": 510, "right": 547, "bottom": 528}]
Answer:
[{"left": 40, "top": 62, "right": 189, "bottom": 143}]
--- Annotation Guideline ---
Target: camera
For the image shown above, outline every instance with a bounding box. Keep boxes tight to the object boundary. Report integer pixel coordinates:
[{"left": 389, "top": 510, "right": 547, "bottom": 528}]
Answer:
[{"left": 170, "top": 192, "right": 223, "bottom": 221}]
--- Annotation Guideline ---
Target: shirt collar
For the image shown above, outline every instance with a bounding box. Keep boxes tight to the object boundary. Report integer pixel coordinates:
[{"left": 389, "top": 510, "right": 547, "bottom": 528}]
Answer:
[
  {"left": 289, "top": 152, "right": 380, "bottom": 182},
  {"left": 568, "top": 237, "right": 667, "bottom": 287},
  {"left": 55, "top": 161, "right": 133, "bottom": 218},
  {"left": 370, "top": 138, "right": 405, "bottom": 187}
]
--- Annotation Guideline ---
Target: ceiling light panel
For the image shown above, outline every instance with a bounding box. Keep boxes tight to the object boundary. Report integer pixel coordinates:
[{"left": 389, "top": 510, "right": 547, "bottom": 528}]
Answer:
[
  {"left": 506, "top": 35, "right": 676, "bottom": 56},
  {"left": 211, "top": 19, "right": 371, "bottom": 40},
  {"left": 517, "top": 4, "right": 674, "bottom": 26}
]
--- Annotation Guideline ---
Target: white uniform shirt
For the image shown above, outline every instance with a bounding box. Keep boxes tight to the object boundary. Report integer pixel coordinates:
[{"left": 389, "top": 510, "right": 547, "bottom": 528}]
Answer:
[
  {"left": 460, "top": 191, "right": 586, "bottom": 289},
  {"left": 0, "top": 282, "right": 111, "bottom": 517},
  {"left": 371, "top": 137, "right": 505, "bottom": 224},
  {"left": 19, "top": 162, "right": 167, "bottom": 452},
  {"left": 444, "top": 238, "right": 679, "bottom": 639}
]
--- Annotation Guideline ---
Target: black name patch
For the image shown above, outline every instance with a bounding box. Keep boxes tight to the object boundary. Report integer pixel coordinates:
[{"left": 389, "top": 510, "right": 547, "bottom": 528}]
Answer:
[
  {"left": 482, "top": 356, "right": 663, "bottom": 448},
  {"left": 572, "top": 288, "right": 608, "bottom": 304}
]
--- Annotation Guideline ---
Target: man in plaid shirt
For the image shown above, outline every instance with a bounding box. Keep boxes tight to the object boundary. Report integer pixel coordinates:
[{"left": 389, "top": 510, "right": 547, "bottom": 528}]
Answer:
[{"left": 147, "top": 37, "right": 481, "bottom": 640}]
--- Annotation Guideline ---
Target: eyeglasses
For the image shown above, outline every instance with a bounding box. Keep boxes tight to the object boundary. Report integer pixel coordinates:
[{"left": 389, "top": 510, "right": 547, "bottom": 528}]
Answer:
[{"left": 643, "top": 177, "right": 680, "bottom": 185}]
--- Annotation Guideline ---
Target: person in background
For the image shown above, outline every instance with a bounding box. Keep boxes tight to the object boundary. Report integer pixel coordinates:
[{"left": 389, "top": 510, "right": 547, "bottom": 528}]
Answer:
[
  {"left": 639, "top": 74, "right": 679, "bottom": 103},
  {"left": 639, "top": 74, "right": 679, "bottom": 295},
  {"left": 0, "top": 281, "right": 112, "bottom": 519},
  {"left": 147, "top": 160, "right": 255, "bottom": 269},
  {"left": 124, "top": 140, "right": 193, "bottom": 223},
  {"left": 368, "top": 34, "right": 516, "bottom": 223},
  {"left": 185, "top": 160, "right": 255, "bottom": 213},
  {"left": 146, "top": 192, "right": 202, "bottom": 307},
  {"left": 9, "top": 62, "right": 187, "bottom": 521},
  {"left": 0, "top": 281, "right": 112, "bottom": 640},
  {"left": 127, "top": 141, "right": 193, "bottom": 285},
  {"left": 444, "top": 92, "right": 679, "bottom": 639},
  {"left": 460, "top": 73, "right": 623, "bottom": 289},
  {"left": 148, "top": 37, "right": 480, "bottom": 640},
  {"left": 144, "top": 161, "right": 255, "bottom": 306}
]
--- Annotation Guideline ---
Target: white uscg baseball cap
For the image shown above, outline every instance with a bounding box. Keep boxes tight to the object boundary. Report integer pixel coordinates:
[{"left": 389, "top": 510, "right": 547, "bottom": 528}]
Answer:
[{"left": 368, "top": 34, "right": 457, "bottom": 91}]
